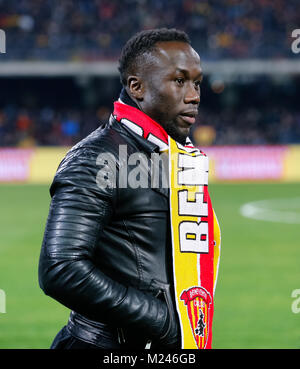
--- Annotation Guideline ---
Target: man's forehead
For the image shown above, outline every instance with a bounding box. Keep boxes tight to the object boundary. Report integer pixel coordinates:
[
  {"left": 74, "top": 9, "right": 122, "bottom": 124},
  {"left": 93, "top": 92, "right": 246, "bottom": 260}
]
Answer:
[
  {"left": 148, "top": 41, "right": 201, "bottom": 73},
  {"left": 155, "top": 41, "right": 200, "bottom": 64}
]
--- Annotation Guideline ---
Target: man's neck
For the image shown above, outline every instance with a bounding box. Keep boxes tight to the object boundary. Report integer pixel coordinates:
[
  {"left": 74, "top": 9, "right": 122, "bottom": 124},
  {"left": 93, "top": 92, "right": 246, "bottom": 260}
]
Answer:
[{"left": 119, "top": 88, "right": 140, "bottom": 110}]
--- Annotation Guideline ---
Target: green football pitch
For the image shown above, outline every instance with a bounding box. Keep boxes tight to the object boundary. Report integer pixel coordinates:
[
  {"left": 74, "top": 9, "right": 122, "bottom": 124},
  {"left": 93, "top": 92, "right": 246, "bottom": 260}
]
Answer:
[{"left": 0, "top": 182, "right": 300, "bottom": 349}]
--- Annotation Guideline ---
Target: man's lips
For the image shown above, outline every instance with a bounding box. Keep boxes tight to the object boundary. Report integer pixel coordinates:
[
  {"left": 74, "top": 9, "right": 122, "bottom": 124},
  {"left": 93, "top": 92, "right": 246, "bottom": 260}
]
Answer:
[{"left": 178, "top": 110, "right": 198, "bottom": 125}]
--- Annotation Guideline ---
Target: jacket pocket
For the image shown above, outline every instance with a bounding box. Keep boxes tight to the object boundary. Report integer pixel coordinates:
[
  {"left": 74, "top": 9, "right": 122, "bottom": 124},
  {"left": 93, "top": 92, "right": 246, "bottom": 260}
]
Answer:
[{"left": 149, "top": 279, "right": 178, "bottom": 338}]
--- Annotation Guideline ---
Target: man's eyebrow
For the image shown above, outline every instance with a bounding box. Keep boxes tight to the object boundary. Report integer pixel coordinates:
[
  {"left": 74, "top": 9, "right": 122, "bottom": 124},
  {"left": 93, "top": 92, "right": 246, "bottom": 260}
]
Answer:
[{"left": 175, "top": 68, "right": 203, "bottom": 79}]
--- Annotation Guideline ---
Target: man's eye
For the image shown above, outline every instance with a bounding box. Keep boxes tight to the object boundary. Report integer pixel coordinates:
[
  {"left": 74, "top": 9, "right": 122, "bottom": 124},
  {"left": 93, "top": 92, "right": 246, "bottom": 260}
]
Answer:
[
  {"left": 175, "top": 78, "right": 184, "bottom": 85},
  {"left": 194, "top": 80, "right": 201, "bottom": 88}
]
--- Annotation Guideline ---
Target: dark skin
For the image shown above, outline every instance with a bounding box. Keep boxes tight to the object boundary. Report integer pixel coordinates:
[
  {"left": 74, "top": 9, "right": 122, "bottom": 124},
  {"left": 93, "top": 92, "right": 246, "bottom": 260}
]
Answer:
[{"left": 126, "top": 41, "right": 203, "bottom": 145}]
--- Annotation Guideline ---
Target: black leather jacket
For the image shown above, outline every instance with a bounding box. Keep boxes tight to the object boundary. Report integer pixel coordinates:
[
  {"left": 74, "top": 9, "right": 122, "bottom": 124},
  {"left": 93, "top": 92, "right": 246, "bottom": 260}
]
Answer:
[{"left": 38, "top": 116, "right": 180, "bottom": 348}]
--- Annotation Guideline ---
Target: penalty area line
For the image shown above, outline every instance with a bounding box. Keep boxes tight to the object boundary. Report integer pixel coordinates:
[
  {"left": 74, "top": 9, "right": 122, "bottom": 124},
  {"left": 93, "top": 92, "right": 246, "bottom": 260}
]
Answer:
[{"left": 240, "top": 197, "right": 300, "bottom": 224}]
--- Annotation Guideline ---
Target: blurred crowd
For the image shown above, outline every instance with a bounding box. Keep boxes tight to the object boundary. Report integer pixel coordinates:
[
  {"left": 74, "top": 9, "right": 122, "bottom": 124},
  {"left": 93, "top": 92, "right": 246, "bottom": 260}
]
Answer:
[
  {"left": 192, "top": 107, "right": 300, "bottom": 146},
  {"left": 0, "top": 105, "right": 109, "bottom": 147},
  {"left": 1, "top": 104, "right": 300, "bottom": 148},
  {"left": 1, "top": 0, "right": 299, "bottom": 147},
  {"left": 0, "top": 0, "right": 299, "bottom": 61}
]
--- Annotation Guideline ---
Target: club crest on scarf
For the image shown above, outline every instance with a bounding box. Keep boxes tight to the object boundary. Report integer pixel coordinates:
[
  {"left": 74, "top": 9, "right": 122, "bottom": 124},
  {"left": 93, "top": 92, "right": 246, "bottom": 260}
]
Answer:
[{"left": 180, "top": 287, "right": 211, "bottom": 349}]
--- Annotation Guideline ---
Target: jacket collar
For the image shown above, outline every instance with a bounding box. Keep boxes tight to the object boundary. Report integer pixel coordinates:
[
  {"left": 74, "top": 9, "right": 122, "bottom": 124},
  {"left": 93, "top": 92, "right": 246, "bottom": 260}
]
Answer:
[
  {"left": 109, "top": 114, "right": 160, "bottom": 155},
  {"left": 108, "top": 116, "right": 169, "bottom": 198},
  {"left": 109, "top": 89, "right": 168, "bottom": 198}
]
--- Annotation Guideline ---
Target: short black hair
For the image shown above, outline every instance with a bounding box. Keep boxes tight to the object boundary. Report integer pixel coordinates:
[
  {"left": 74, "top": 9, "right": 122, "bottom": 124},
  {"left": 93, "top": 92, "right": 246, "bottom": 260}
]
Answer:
[{"left": 118, "top": 28, "right": 191, "bottom": 86}]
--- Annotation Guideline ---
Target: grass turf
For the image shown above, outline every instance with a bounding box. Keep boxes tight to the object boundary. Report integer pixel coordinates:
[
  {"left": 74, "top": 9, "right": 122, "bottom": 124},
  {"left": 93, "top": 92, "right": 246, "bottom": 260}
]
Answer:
[{"left": 0, "top": 182, "right": 300, "bottom": 348}]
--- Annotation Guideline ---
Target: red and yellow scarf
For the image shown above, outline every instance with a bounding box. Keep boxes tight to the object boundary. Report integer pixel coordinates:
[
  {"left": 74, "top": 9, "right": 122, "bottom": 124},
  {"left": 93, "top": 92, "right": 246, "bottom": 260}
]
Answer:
[{"left": 113, "top": 101, "right": 221, "bottom": 349}]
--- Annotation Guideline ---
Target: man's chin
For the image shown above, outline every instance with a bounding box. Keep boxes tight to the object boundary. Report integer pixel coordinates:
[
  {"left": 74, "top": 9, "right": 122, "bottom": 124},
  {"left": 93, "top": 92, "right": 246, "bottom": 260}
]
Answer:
[
  {"left": 169, "top": 128, "right": 189, "bottom": 145},
  {"left": 160, "top": 120, "right": 190, "bottom": 145}
]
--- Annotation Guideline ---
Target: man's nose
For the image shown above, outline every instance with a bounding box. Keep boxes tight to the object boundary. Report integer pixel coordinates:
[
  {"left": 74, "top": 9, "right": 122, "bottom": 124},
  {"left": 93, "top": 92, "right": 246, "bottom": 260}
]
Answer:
[{"left": 184, "top": 82, "right": 200, "bottom": 104}]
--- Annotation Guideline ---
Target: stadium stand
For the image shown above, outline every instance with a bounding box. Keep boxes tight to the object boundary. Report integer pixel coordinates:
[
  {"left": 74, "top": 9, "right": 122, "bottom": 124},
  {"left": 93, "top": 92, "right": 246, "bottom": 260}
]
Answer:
[
  {"left": 0, "top": 0, "right": 300, "bottom": 147},
  {"left": 0, "top": 0, "right": 299, "bottom": 60},
  {"left": 0, "top": 74, "right": 299, "bottom": 147}
]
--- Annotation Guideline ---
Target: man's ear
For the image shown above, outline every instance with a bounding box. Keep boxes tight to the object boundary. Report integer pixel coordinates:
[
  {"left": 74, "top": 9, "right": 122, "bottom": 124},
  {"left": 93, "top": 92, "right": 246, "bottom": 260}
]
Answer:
[{"left": 127, "top": 75, "right": 144, "bottom": 101}]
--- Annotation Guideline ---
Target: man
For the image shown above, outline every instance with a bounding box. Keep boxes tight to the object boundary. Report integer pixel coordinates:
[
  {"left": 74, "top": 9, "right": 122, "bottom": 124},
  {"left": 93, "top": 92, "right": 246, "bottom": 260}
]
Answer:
[{"left": 39, "top": 28, "right": 221, "bottom": 350}]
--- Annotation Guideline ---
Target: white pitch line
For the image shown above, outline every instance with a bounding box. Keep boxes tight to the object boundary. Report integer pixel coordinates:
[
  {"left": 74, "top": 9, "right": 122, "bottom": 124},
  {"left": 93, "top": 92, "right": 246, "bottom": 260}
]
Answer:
[{"left": 240, "top": 197, "right": 300, "bottom": 224}]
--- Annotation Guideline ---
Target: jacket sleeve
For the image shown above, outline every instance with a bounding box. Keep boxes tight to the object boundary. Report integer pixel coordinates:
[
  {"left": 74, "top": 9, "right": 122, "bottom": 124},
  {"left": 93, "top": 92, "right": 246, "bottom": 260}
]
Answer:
[{"left": 38, "top": 146, "right": 168, "bottom": 339}]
